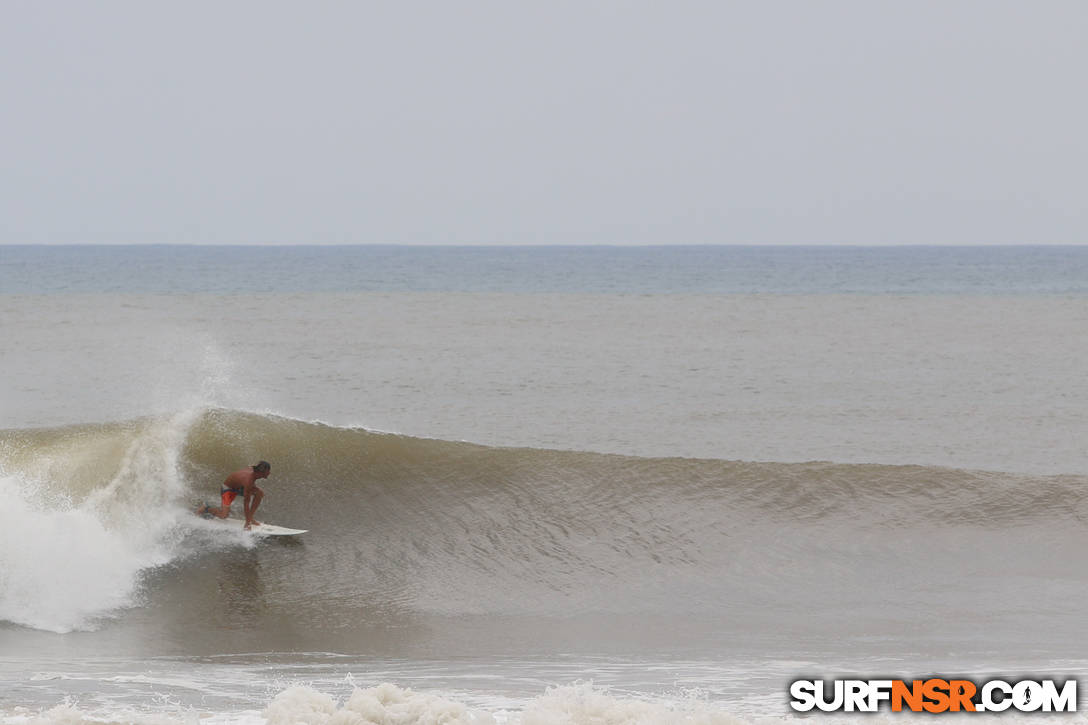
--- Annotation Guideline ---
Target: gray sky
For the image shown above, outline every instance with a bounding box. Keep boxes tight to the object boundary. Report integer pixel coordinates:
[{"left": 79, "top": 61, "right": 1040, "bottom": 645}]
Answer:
[{"left": 1, "top": 1, "right": 1085, "bottom": 245}]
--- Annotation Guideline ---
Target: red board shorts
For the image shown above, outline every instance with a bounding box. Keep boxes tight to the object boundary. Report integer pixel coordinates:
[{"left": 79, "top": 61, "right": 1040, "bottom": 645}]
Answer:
[{"left": 221, "top": 487, "right": 243, "bottom": 508}]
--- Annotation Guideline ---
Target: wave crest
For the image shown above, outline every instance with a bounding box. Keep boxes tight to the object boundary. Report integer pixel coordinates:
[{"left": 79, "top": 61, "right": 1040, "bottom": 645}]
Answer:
[{"left": 2, "top": 408, "right": 1085, "bottom": 634}]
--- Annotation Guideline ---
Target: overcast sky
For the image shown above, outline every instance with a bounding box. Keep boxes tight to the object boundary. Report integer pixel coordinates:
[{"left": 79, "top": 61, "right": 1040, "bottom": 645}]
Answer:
[{"left": 1, "top": 1, "right": 1085, "bottom": 245}]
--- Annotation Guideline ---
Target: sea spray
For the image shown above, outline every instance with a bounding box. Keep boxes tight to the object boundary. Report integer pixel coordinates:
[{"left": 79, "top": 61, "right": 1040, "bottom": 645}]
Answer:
[
  {"left": 0, "top": 473, "right": 136, "bottom": 632},
  {"left": 0, "top": 410, "right": 202, "bottom": 632}
]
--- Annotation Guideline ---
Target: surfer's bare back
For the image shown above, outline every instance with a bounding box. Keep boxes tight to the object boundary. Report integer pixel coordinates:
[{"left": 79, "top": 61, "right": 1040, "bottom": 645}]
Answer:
[{"left": 196, "top": 461, "right": 271, "bottom": 530}]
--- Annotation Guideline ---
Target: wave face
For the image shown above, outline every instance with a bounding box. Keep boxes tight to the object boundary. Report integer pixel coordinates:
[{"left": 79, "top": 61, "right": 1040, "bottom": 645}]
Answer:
[{"left": 3, "top": 408, "right": 1088, "bottom": 653}]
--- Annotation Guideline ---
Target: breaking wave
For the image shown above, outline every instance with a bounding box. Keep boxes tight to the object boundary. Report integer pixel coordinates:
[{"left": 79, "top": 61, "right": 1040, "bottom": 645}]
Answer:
[{"left": 2, "top": 408, "right": 1086, "bottom": 638}]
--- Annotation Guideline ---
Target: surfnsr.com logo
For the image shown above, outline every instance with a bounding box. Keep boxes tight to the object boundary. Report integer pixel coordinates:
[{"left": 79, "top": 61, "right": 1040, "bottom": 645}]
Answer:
[{"left": 789, "top": 679, "right": 1077, "bottom": 713}]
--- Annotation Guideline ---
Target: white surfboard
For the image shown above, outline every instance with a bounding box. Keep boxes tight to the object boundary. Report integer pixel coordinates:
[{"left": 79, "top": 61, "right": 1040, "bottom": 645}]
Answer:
[{"left": 212, "top": 518, "right": 307, "bottom": 536}]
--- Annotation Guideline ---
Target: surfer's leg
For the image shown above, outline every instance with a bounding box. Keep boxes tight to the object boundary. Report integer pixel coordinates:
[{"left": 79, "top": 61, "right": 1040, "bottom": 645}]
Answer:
[
  {"left": 215, "top": 490, "right": 236, "bottom": 518},
  {"left": 196, "top": 502, "right": 228, "bottom": 518}
]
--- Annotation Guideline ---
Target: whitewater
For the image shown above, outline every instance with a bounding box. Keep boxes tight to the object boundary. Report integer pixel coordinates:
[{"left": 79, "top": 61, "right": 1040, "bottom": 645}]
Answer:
[{"left": 2, "top": 245, "right": 1088, "bottom": 724}]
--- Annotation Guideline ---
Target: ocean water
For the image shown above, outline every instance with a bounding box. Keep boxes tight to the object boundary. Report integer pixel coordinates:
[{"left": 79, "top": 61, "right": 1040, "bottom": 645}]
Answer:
[{"left": 1, "top": 245, "right": 1087, "bottom": 724}]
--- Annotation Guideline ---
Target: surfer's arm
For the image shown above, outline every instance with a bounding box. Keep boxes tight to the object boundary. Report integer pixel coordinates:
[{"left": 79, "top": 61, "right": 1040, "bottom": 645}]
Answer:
[
  {"left": 243, "top": 484, "right": 264, "bottom": 529},
  {"left": 243, "top": 485, "right": 255, "bottom": 526}
]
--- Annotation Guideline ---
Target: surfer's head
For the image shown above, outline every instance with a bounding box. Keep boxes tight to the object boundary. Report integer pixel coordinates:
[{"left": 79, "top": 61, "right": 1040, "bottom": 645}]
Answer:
[{"left": 253, "top": 461, "right": 271, "bottom": 477}]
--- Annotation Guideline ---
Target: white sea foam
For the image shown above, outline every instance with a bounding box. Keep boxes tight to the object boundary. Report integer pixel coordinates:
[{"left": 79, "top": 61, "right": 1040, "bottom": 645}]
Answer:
[
  {"left": 0, "top": 411, "right": 201, "bottom": 632},
  {"left": 8, "top": 682, "right": 1088, "bottom": 725},
  {"left": 0, "top": 474, "right": 137, "bottom": 632},
  {"left": 1, "top": 683, "right": 747, "bottom": 725},
  {"left": 264, "top": 683, "right": 496, "bottom": 725},
  {"left": 4, "top": 705, "right": 201, "bottom": 725}
]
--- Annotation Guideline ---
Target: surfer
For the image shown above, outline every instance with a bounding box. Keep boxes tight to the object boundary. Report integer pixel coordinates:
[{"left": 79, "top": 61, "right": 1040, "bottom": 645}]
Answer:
[{"left": 195, "top": 461, "right": 271, "bottom": 530}]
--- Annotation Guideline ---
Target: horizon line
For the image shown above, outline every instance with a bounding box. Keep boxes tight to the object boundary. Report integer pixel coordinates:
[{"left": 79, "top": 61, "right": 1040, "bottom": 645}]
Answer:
[{"left": 3, "top": 242, "right": 1087, "bottom": 248}]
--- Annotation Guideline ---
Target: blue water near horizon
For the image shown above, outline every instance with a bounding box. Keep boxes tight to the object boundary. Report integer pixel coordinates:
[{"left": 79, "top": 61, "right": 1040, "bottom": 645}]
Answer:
[{"left": 2, "top": 244, "right": 1088, "bottom": 295}]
